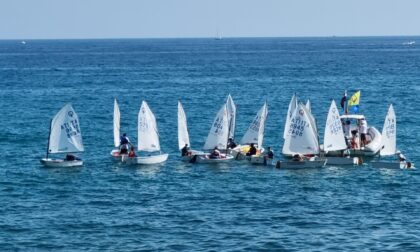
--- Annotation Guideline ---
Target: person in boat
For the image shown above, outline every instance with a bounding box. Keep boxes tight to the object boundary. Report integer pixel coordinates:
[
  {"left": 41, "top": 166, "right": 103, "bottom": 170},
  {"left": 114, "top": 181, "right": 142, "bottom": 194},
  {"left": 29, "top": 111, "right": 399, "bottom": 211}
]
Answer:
[
  {"left": 209, "top": 146, "right": 221, "bottom": 159},
  {"left": 128, "top": 146, "right": 136, "bottom": 158},
  {"left": 120, "top": 133, "right": 132, "bottom": 154},
  {"left": 396, "top": 151, "right": 406, "bottom": 162},
  {"left": 359, "top": 118, "right": 368, "bottom": 147},
  {"left": 292, "top": 154, "right": 304, "bottom": 161},
  {"left": 350, "top": 130, "right": 358, "bottom": 149},
  {"left": 264, "top": 147, "right": 274, "bottom": 159},
  {"left": 246, "top": 143, "right": 257, "bottom": 156},
  {"left": 227, "top": 138, "right": 237, "bottom": 149},
  {"left": 181, "top": 144, "right": 191, "bottom": 156},
  {"left": 343, "top": 120, "right": 352, "bottom": 147},
  {"left": 65, "top": 154, "right": 79, "bottom": 161}
]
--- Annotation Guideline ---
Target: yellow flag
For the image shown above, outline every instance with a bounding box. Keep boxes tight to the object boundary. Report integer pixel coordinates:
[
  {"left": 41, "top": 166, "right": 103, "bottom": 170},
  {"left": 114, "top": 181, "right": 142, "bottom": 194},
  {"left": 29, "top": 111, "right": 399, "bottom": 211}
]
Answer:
[{"left": 348, "top": 91, "right": 361, "bottom": 107}]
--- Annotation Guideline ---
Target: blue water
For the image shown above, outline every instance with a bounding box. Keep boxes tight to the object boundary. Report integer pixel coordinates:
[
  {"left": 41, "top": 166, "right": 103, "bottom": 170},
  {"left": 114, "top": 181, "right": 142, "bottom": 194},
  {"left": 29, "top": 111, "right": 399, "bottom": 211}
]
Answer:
[{"left": 1, "top": 37, "right": 419, "bottom": 250}]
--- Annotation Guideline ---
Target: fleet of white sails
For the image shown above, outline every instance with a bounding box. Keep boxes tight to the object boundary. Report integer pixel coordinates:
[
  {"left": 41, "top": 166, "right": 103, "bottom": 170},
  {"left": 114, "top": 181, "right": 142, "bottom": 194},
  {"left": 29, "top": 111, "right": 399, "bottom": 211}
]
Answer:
[{"left": 41, "top": 95, "right": 409, "bottom": 169}]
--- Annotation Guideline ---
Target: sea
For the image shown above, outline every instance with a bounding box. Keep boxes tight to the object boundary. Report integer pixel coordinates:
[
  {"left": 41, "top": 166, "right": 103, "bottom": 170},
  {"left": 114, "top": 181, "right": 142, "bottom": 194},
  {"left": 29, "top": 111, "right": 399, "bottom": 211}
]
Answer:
[{"left": 0, "top": 37, "right": 419, "bottom": 251}]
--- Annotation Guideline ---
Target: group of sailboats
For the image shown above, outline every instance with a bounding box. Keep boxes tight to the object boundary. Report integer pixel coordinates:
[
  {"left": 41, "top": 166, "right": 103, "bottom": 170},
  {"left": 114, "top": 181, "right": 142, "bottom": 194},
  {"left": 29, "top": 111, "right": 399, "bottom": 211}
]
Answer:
[{"left": 40, "top": 93, "right": 412, "bottom": 169}]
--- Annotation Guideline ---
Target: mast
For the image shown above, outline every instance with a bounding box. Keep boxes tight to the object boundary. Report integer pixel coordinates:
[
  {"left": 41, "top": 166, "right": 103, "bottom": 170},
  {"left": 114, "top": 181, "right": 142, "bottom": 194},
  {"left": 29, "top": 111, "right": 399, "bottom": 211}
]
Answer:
[{"left": 46, "top": 119, "right": 52, "bottom": 159}]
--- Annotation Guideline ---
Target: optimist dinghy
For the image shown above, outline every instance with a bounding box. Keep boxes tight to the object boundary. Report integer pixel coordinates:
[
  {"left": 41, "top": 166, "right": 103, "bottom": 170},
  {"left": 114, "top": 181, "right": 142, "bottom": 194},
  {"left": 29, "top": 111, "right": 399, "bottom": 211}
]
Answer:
[
  {"left": 371, "top": 104, "right": 414, "bottom": 169},
  {"left": 279, "top": 103, "right": 327, "bottom": 168},
  {"left": 110, "top": 99, "right": 127, "bottom": 161},
  {"left": 231, "top": 102, "right": 268, "bottom": 160},
  {"left": 193, "top": 103, "right": 234, "bottom": 163},
  {"left": 122, "top": 101, "right": 168, "bottom": 165},
  {"left": 323, "top": 100, "right": 360, "bottom": 165},
  {"left": 40, "top": 104, "right": 84, "bottom": 167},
  {"left": 178, "top": 101, "right": 204, "bottom": 162}
]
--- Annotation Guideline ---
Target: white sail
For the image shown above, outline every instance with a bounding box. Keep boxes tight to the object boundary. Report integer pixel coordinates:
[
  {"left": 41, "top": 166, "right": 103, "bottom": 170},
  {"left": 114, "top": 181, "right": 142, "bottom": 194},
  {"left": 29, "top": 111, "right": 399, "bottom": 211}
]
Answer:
[
  {"left": 177, "top": 101, "right": 190, "bottom": 150},
  {"left": 306, "top": 99, "right": 311, "bottom": 113},
  {"left": 138, "top": 101, "right": 160, "bottom": 152},
  {"left": 240, "top": 102, "right": 268, "bottom": 148},
  {"left": 48, "top": 104, "right": 84, "bottom": 154},
  {"left": 324, "top": 100, "right": 347, "bottom": 152},
  {"left": 380, "top": 104, "right": 396, "bottom": 156},
  {"left": 283, "top": 94, "right": 298, "bottom": 139},
  {"left": 203, "top": 104, "right": 229, "bottom": 150},
  {"left": 226, "top": 94, "right": 236, "bottom": 139},
  {"left": 282, "top": 103, "right": 319, "bottom": 155},
  {"left": 113, "top": 99, "right": 121, "bottom": 148}
]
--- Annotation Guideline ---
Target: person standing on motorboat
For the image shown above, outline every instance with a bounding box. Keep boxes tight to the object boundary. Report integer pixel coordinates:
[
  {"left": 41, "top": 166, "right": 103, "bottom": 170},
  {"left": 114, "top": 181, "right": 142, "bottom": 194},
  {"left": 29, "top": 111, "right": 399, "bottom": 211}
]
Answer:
[
  {"left": 359, "top": 118, "right": 368, "bottom": 147},
  {"left": 119, "top": 133, "right": 132, "bottom": 154},
  {"left": 343, "top": 120, "right": 352, "bottom": 146}
]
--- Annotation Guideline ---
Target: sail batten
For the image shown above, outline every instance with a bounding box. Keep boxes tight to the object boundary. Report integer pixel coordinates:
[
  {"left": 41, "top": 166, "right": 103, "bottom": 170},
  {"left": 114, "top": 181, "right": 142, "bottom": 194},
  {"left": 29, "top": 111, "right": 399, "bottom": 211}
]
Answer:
[
  {"left": 138, "top": 101, "right": 161, "bottom": 152},
  {"left": 178, "top": 101, "right": 190, "bottom": 150},
  {"left": 113, "top": 99, "right": 121, "bottom": 148},
  {"left": 380, "top": 104, "right": 396, "bottom": 156},
  {"left": 48, "top": 104, "right": 84, "bottom": 154}
]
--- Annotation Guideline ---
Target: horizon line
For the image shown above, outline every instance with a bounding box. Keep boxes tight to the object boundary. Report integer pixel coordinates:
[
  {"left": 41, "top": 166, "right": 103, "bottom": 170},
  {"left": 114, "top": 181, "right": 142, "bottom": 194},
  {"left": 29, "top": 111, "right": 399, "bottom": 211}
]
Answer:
[{"left": 1, "top": 34, "right": 420, "bottom": 41}]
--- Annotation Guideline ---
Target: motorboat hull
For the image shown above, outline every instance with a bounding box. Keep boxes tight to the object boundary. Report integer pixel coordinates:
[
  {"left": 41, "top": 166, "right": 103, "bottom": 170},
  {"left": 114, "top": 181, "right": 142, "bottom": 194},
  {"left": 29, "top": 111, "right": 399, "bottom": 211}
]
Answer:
[
  {"left": 40, "top": 158, "right": 83, "bottom": 167},
  {"left": 325, "top": 157, "right": 360, "bottom": 165}
]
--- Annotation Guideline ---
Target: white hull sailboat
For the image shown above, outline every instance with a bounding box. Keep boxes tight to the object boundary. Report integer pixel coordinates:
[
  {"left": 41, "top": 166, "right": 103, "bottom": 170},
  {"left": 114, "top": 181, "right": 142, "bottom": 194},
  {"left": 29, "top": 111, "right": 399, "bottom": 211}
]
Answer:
[
  {"left": 281, "top": 103, "right": 326, "bottom": 168},
  {"left": 110, "top": 99, "right": 128, "bottom": 161},
  {"left": 178, "top": 101, "right": 205, "bottom": 162},
  {"left": 230, "top": 102, "right": 268, "bottom": 160},
  {"left": 122, "top": 101, "right": 168, "bottom": 165},
  {"left": 323, "top": 100, "right": 360, "bottom": 165},
  {"left": 40, "top": 104, "right": 84, "bottom": 167},
  {"left": 196, "top": 102, "right": 234, "bottom": 163},
  {"left": 371, "top": 104, "right": 414, "bottom": 169}
]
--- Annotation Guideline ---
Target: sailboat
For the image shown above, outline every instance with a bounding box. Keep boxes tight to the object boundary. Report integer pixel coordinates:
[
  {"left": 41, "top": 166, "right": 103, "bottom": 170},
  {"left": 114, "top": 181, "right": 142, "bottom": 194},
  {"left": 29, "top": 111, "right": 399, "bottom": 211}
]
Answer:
[
  {"left": 371, "top": 105, "right": 413, "bottom": 169},
  {"left": 110, "top": 99, "right": 125, "bottom": 160},
  {"left": 230, "top": 102, "right": 268, "bottom": 160},
  {"left": 178, "top": 101, "right": 204, "bottom": 162},
  {"left": 122, "top": 101, "right": 168, "bottom": 165},
  {"left": 40, "top": 104, "right": 84, "bottom": 167},
  {"left": 194, "top": 103, "right": 234, "bottom": 163},
  {"left": 323, "top": 100, "right": 360, "bottom": 165},
  {"left": 278, "top": 103, "right": 326, "bottom": 169}
]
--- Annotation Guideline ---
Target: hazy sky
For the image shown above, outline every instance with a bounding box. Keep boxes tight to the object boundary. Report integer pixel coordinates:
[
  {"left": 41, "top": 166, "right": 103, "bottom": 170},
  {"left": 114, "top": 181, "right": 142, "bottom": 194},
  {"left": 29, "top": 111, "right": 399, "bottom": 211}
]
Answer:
[{"left": 1, "top": 0, "right": 419, "bottom": 39}]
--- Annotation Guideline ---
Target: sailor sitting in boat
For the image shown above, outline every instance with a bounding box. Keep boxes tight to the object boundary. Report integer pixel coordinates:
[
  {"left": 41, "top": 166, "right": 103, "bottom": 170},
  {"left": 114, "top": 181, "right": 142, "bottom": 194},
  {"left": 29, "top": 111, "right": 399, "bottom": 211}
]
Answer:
[
  {"left": 292, "top": 154, "right": 304, "bottom": 162},
  {"left": 396, "top": 151, "right": 406, "bottom": 162},
  {"left": 246, "top": 143, "right": 257, "bottom": 156},
  {"left": 128, "top": 146, "right": 136, "bottom": 158},
  {"left": 65, "top": 154, "right": 80, "bottom": 161},
  {"left": 181, "top": 144, "right": 191, "bottom": 156},
  {"left": 209, "top": 147, "right": 221, "bottom": 159},
  {"left": 119, "top": 133, "right": 132, "bottom": 154},
  {"left": 227, "top": 138, "right": 237, "bottom": 149}
]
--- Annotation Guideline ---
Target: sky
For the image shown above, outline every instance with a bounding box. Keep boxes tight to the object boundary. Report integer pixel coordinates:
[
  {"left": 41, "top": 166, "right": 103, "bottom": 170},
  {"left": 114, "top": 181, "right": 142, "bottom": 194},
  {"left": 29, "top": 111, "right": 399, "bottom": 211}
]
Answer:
[{"left": 1, "top": 0, "right": 419, "bottom": 39}]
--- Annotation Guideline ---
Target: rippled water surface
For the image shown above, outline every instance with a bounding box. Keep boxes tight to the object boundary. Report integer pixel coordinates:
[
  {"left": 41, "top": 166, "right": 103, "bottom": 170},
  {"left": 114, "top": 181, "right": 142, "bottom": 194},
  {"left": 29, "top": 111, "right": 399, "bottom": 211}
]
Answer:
[{"left": 0, "top": 37, "right": 419, "bottom": 251}]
